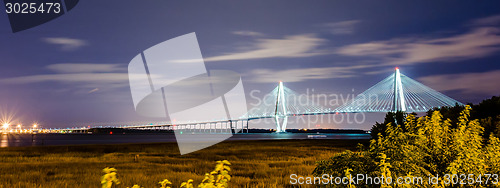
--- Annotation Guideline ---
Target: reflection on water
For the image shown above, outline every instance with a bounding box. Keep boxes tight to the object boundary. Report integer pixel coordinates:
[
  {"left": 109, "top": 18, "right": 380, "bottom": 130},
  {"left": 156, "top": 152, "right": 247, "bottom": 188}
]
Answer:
[
  {"left": 1, "top": 133, "right": 8, "bottom": 147},
  {"left": 32, "top": 134, "right": 36, "bottom": 146},
  {"left": 0, "top": 133, "right": 371, "bottom": 147}
]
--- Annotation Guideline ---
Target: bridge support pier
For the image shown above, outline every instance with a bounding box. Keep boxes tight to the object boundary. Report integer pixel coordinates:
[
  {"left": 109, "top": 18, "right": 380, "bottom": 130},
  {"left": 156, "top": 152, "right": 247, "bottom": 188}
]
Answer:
[
  {"left": 246, "top": 120, "right": 249, "bottom": 133},
  {"left": 232, "top": 120, "right": 237, "bottom": 134}
]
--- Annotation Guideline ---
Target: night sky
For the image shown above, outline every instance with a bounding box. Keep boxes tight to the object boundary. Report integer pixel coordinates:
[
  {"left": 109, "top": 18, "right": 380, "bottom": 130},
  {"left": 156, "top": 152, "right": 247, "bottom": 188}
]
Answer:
[{"left": 1, "top": 1, "right": 499, "bottom": 129}]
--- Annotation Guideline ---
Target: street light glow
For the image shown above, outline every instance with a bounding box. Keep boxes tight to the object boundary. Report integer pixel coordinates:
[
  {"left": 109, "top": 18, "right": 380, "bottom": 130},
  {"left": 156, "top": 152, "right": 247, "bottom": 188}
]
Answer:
[{"left": 2, "top": 123, "right": 9, "bottom": 129}]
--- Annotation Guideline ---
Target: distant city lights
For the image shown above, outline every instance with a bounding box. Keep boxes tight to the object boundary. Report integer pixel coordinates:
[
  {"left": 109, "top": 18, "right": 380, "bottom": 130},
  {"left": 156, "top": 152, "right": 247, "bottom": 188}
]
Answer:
[{"left": 0, "top": 121, "right": 45, "bottom": 134}]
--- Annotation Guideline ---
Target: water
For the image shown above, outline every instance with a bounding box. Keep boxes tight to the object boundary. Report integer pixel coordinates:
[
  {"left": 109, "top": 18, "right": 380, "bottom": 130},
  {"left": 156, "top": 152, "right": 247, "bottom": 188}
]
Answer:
[{"left": 0, "top": 133, "right": 370, "bottom": 147}]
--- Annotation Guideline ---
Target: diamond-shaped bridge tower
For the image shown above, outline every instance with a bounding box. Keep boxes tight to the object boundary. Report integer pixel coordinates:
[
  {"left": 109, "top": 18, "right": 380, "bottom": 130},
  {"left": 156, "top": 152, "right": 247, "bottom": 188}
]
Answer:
[{"left": 244, "top": 81, "right": 328, "bottom": 132}]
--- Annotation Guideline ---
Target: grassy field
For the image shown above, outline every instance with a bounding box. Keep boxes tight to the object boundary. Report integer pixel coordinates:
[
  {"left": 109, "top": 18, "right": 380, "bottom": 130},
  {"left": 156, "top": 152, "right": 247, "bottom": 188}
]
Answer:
[{"left": 0, "top": 138, "right": 367, "bottom": 188}]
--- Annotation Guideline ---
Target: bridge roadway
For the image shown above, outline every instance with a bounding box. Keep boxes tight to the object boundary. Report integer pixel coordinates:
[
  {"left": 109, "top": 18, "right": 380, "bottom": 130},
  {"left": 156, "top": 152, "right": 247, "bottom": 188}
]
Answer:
[
  {"left": 42, "top": 110, "right": 364, "bottom": 134},
  {"left": 42, "top": 68, "right": 462, "bottom": 133}
]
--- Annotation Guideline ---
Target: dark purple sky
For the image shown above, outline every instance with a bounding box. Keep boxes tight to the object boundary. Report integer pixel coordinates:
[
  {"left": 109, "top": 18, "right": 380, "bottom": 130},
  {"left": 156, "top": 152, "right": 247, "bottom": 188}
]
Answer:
[{"left": 0, "top": 0, "right": 499, "bottom": 129}]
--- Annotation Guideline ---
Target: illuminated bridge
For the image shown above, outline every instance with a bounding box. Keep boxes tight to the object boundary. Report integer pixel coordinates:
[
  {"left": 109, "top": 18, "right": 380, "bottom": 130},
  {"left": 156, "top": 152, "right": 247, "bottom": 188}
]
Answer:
[
  {"left": 243, "top": 68, "right": 462, "bottom": 132},
  {"left": 51, "top": 68, "right": 463, "bottom": 133}
]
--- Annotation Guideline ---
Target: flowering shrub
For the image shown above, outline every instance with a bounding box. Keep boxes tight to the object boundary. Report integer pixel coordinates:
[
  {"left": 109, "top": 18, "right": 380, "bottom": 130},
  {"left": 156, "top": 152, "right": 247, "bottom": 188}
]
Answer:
[
  {"left": 101, "top": 160, "right": 231, "bottom": 188},
  {"left": 314, "top": 106, "right": 500, "bottom": 187},
  {"left": 101, "top": 167, "right": 120, "bottom": 188}
]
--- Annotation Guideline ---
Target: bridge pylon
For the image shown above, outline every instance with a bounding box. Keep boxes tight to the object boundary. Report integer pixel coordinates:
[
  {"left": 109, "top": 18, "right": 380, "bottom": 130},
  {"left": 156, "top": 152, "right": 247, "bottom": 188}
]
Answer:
[
  {"left": 275, "top": 81, "right": 288, "bottom": 132},
  {"left": 393, "top": 68, "right": 406, "bottom": 112},
  {"left": 243, "top": 81, "right": 328, "bottom": 132}
]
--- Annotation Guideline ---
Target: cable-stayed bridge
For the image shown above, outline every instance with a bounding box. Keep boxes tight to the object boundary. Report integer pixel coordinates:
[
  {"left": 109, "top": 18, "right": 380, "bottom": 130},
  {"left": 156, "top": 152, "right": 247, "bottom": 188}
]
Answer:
[
  {"left": 335, "top": 68, "right": 462, "bottom": 112},
  {"left": 52, "top": 68, "right": 463, "bottom": 133},
  {"left": 242, "top": 68, "right": 462, "bottom": 132}
]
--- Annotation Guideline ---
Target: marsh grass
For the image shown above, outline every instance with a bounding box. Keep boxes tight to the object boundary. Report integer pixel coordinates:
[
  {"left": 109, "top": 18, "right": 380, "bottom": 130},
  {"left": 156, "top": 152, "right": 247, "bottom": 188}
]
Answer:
[{"left": 0, "top": 139, "right": 366, "bottom": 187}]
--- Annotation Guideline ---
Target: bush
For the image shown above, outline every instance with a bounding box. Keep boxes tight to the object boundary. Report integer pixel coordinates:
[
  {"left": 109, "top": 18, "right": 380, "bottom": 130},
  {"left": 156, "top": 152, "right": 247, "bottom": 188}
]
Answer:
[
  {"left": 314, "top": 150, "right": 377, "bottom": 180},
  {"left": 315, "top": 106, "right": 500, "bottom": 187},
  {"left": 370, "top": 111, "right": 410, "bottom": 140},
  {"left": 101, "top": 160, "right": 231, "bottom": 188}
]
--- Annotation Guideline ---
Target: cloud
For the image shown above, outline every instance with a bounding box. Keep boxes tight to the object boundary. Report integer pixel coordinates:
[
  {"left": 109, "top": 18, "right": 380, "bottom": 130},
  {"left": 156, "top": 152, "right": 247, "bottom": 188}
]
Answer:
[
  {"left": 0, "top": 73, "right": 129, "bottom": 85},
  {"left": 0, "top": 63, "right": 132, "bottom": 91},
  {"left": 43, "top": 37, "right": 87, "bottom": 51},
  {"left": 232, "top": 31, "right": 264, "bottom": 37},
  {"left": 0, "top": 63, "right": 184, "bottom": 95},
  {"left": 88, "top": 88, "right": 99, "bottom": 94},
  {"left": 336, "top": 20, "right": 500, "bottom": 66},
  {"left": 46, "top": 63, "right": 125, "bottom": 73},
  {"left": 248, "top": 65, "right": 374, "bottom": 83},
  {"left": 204, "top": 34, "right": 329, "bottom": 62},
  {"left": 322, "top": 20, "right": 361, "bottom": 35},
  {"left": 469, "top": 14, "right": 500, "bottom": 26},
  {"left": 418, "top": 70, "right": 500, "bottom": 96},
  {"left": 364, "top": 69, "right": 394, "bottom": 75}
]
